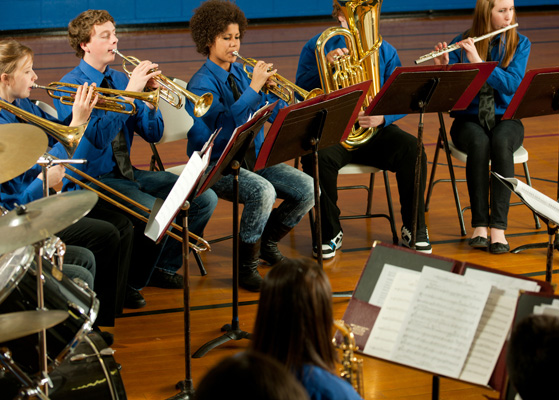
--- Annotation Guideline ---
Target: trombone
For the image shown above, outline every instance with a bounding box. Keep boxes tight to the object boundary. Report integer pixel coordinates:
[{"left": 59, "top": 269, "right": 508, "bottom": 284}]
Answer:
[
  {"left": 112, "top": 49, "right": 213, "bottom": 117},
  {"left": 33, "top": 82, "right": 160, "bottom": 114},
  {"left": 55, "top": 158, "right": 211, "bottom": 253},
  {"left": 232, "top": 51, "right": 323, "bottom": 104},
  {"left": 0, "top": 98, "right": 86, "bottom": 157}
]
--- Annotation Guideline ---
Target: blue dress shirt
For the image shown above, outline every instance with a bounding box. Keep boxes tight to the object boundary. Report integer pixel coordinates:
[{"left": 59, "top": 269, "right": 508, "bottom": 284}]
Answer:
[
  {"left": 447, "top": 32, "right": 531, "bottom": 118},
  {"left": 295, "top": 33, "right": 405, "bottom": 127},
  {"left": 54, "top": 59, "right": 164, "bottom": 188},
  {"left": 0, "top": 98, "right": 70, "bottom": 209},
  {"left": 185, "top": 59, "right": 285, "bottom": 160}
]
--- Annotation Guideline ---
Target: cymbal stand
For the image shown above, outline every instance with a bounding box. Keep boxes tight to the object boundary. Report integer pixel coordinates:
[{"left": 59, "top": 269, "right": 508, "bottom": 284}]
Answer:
[{"left": 0, "top": 347, "right": 50, "bottom": 400}]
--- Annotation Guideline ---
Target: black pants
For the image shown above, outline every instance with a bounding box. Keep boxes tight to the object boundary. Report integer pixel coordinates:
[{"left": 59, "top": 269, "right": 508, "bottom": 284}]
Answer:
[
  {"left": 57, "top": 202, "right": 133, "bottom": 327},
  {"left": 301, "top": 124, "right": 427, "bottom": 243}
]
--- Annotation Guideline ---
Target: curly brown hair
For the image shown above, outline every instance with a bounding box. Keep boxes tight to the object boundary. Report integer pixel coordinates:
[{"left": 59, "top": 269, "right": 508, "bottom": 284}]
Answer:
[
  {"left": 189, "top": 0, "right": 248, "bottom": 57},
  {"left": 68, "top": 10, "right": 115, "bottom": 59}
]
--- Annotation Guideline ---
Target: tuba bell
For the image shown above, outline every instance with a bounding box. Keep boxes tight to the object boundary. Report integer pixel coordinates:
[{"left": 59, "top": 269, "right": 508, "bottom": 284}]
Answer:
[{"left": 315, "top": 0, "right": 383, "bottom": 150}]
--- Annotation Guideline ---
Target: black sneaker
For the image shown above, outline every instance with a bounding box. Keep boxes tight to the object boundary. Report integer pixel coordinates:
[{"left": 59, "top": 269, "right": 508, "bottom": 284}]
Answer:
[
  {"left": 312, "top": 231, "right": 343, "bottom": 259},
  {"left": 401, "top": 225, "right": 432, "bottom": 254},
  {"left": 148, "top": 269, "right": 184, "bottom": 289},
  {"left": 124, "top": 287, "right": 146, "bottom": 309}
]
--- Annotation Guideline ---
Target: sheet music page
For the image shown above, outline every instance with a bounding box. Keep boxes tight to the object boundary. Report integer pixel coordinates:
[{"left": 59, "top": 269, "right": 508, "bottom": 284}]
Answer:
[
  {"left": 458, "top": 286, "right": 517, "bottom": 385},
  {"left": 368, "top": 264, "right": 421, "bottom": 307},
  {"left": 494, "top": 172, "right": 559, "bottom": 225},
  {"left": 464, "top": 268, "right": 541, "bottom": 296},
  {"left": 364, "top": 270, "right": 421, "bottom": 359},
  {"left": 390, "top": 267, "right": 492, "bottom": 378},
  {"left": 146, "top": 150, "right": 210, "bottom": 241}
]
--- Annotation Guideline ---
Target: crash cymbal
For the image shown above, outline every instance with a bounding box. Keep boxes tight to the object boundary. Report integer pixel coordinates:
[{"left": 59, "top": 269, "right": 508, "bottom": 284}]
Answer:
[
  {"left": 0, "top": 310, "right": 68, "bottom": 343},
  {"left": 0, "top": 124, "right": 48, "bottom": 184},
  {"left": 0, "top": 191, "right": 98, "bottom": 255}
]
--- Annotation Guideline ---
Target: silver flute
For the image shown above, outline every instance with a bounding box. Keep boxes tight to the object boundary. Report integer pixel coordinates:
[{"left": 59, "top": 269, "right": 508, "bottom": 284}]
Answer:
[{"left": 414, "top": 23, "right": 518, "bottom": 64}]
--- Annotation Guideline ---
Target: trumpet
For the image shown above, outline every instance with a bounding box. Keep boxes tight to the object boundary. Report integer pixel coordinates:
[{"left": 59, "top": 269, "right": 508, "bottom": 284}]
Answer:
[
  {"left": 112, "top": 49, "right": 213, "bottom": 117},
  {"left": 414, "top": 23, "right": 518, "bottom": 64},
  {"left": 52, "top": 156, "right": 211, "bottom": 253},
  {"left": 33, "top": 82, "right": 160, "bottom": 114},
  {"left": 0, "top": 98, "right": 86, "bottom": 157},
  {"left": 232, "top": 51, "right": 323, "bottom": 104}
]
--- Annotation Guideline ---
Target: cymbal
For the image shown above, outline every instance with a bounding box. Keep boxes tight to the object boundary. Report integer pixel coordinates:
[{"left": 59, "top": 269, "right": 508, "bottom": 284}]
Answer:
[
  {"left": 0, "top": 124, "right": 48, "bottom": 184},
  {"left": 0, "top": 190, "right": 98, "bottom": 255},
  {"left": 0, "top": 310, "right": 68, "bottom": 343}
]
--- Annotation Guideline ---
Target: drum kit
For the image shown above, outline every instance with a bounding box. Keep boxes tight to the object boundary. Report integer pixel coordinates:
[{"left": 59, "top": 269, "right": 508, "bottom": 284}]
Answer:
[{"left": 0, "top": 124, "right": 126, "bottom": 399}]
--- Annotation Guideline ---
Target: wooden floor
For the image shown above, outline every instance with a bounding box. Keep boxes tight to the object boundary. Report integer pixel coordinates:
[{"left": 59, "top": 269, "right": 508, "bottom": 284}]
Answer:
[{"left": 8, "top": 9, "right": 559, "bottom": 400}]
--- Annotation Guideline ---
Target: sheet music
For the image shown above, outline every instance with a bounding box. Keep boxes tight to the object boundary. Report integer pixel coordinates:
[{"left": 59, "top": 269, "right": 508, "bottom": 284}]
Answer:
[
  {"left": 464, "top": 268, "right": 541, "bottom": 296},
  {"left": 364, "top": 270, "right": 420, "bottom": 358},
  {"left": 368, "top": 264, "right": 421, "bottom": 307},
  {"left": 494, "top": 172, "right": 559, "bottom": 225},
  {"left": 145, "top": 149, "right": 211, "bottom": 242},
  {"left": 390, "top": 267, "right": 492, "bottom": 379},
  {"left": 458, "top": 287, "right": 517, "bottom": 385}
]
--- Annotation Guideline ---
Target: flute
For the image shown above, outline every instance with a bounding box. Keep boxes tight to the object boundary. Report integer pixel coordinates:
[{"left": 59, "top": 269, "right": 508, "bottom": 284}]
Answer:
[{"left": 414, "top": 23, "right": 518, "bottom": 64}]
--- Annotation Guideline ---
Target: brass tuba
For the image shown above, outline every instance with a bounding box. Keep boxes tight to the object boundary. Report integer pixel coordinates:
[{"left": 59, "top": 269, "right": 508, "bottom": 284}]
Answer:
[
  {"left": 315, "top": 0, "right": 383, "bottom": 150},
  {"left": 334, "top": 320, "right": 365, "bottom": 397}
]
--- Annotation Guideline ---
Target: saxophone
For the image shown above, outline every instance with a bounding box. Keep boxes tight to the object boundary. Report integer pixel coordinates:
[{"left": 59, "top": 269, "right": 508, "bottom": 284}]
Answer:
[
  {"left": 334, "top": 320, "right": 365, "bottom": 397},
  {"left": 315, "top": 0, "right": 383, "bottom": 150}
]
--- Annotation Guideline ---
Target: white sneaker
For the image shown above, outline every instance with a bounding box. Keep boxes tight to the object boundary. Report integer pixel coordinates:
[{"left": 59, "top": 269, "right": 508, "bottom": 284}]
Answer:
[
  {"left": 401, "top": 225, "right": 432, "bottom": 254},
  {"left": 313, "top": 231, "right": 343, "bottom": 259}
]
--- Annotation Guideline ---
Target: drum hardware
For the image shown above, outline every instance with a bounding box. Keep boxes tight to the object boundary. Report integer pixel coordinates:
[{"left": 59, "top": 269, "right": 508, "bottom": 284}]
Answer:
[
  {"left": 70, "top": 347, "right": 115, "bottom": 362},
  {"left": 0, "top": 348, "right": 50, "bottom": 400},
  {"left": 0, "top": 124, "right": 48, "bottom": 184}
]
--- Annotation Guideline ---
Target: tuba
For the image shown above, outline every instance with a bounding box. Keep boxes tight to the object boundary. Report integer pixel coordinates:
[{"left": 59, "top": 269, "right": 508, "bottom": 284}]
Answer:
[
  {"left": 315, "top": 0, "right": 383, "bottom": 150},
  {"left": 334, "top": 320, "right": 365, "bottom": 397}
]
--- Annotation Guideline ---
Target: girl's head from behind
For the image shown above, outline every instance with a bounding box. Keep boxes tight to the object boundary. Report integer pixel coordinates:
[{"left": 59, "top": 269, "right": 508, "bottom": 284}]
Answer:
[
  {"left": 190, "top": 0, "right": 248, "bottom": 57},
  {"left": 251, "top": 258, "right": 337, "bottom": 372},
  {"left": 0, "top": 40, "right": 35, "bottom": 100}
]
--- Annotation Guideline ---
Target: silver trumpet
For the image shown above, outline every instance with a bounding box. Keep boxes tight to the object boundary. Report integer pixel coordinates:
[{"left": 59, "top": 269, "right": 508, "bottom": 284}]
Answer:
[{"left": 414, "top": 23, "right": 518, "bottom": 64}]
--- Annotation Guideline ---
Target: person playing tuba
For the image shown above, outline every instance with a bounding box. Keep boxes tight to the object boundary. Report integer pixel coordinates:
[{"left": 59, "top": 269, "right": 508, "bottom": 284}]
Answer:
[{"left": 298, "top": 0, "right": 432, "bottom": 258}]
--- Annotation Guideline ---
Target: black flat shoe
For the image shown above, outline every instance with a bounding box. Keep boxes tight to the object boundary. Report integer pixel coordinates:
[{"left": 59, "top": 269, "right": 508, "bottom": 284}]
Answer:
[
  {"left": 490, "top": 242, "right": 510, "bottom": 254},
  {"left": 124, "top": 288, "right": 146, "bottom": 309},
  {"left": 468, "top": 236, "right": 489, "bottom": 248}
]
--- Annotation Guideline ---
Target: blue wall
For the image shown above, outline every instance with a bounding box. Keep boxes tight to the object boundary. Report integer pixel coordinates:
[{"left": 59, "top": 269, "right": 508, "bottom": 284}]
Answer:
[{"left": 1, "top": 0, "right": 558, "bottom": 31}]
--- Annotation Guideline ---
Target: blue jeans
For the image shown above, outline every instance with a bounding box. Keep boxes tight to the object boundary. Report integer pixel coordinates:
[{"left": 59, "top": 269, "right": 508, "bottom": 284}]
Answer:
[
  {"left": 92, "top": 168, "right": 218, "bottom": 277},
  {"left": 450, "top": 116, "right": 524, "bottom": 230},
  {"left": 211, "top": 163, "right": 314, "bottom": 244},
  {"left": 64, "top": 245, "right": 96, "bottom": 289}
]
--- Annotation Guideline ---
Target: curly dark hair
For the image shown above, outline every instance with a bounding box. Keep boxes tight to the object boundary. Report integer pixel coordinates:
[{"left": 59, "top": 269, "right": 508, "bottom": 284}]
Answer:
[
  {"left": 68, "top": 10, "right": 115, "bottom": 59},
  {"left": 189, "top": 0, "right": 248, "bottom": 57}
]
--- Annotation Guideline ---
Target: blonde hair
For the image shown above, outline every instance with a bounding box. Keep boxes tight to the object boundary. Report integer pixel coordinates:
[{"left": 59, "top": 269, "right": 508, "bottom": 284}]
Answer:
[
  {"left": 468, "top": 0, "right": 518, "bottom": 68},
  {"left": 0, "top": 39, "right": 33, "bottom": 77}
]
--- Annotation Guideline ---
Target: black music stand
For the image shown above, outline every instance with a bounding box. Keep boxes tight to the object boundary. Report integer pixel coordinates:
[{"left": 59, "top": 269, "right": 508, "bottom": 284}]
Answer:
[
  {"left": 365, "top": 62, "right": 498, "bottom": 248},
  {"left": 500, "top": 68, "right": 559, "bottom": 262},
  {"left": 192, "top": 103, "right": 277, "bottom": 358},
  {"left": 145, "top": 145, "right": 213, "bottom": 400},
  {"left": 254, "top": 82, "right": 370, "bottom": 265}
]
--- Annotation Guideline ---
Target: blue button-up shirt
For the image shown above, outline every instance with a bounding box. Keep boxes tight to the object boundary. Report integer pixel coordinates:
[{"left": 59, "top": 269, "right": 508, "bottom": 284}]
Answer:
[
  {"left": 185, "top": 59, "right": 285, "bottom": 160},
  {"left": 296, "top": 33, "right": 405, "bottom": 127},
  {"left": 447, "top": 32, "right": 531, "bottom": 117},
  {"left": 54, "top": 59, "right": 164, "bottom": 188},
  {"left": 0, "top": 98, "right": 69, "bottom": 209}
]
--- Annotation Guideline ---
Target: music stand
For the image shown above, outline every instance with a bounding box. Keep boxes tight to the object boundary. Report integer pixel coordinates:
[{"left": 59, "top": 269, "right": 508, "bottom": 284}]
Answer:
[
  {"left": 191, "top": 102, "right": 277, "bottom": 359},
  {"left": 145, "top": 146, "right": 213, "bottom": 400},
  {"left": 365, "top": 62, "right": 498, "bottom": 248},
  {"left": 500, "top": 68, "right": 559, "bottom": 261},
  {"left": 254, "top": 82, "right": 370, "bottom": 265}
]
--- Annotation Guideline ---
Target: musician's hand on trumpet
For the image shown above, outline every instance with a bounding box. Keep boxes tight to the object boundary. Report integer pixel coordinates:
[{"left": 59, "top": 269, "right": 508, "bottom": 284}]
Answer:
[
  {"left": 69, "top": 82, "right": 98, "bottom": 127},
  {"left": 249, "top": 60, "right": 277, "bottom": 94},
  {"left": 125, "top": 59, "right": 161, "bottom": 109}
]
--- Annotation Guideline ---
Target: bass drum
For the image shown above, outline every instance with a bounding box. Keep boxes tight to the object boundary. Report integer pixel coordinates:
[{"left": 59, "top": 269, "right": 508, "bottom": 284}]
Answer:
[
  {"left": 48, "top": 331, "right": 127, "bottom": 399},
  {"left": 0, "top": 331, "right": 127, "bottom": 400},
  {"left": 0, "top": 255, "right": 99, "bottom": 373}
]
